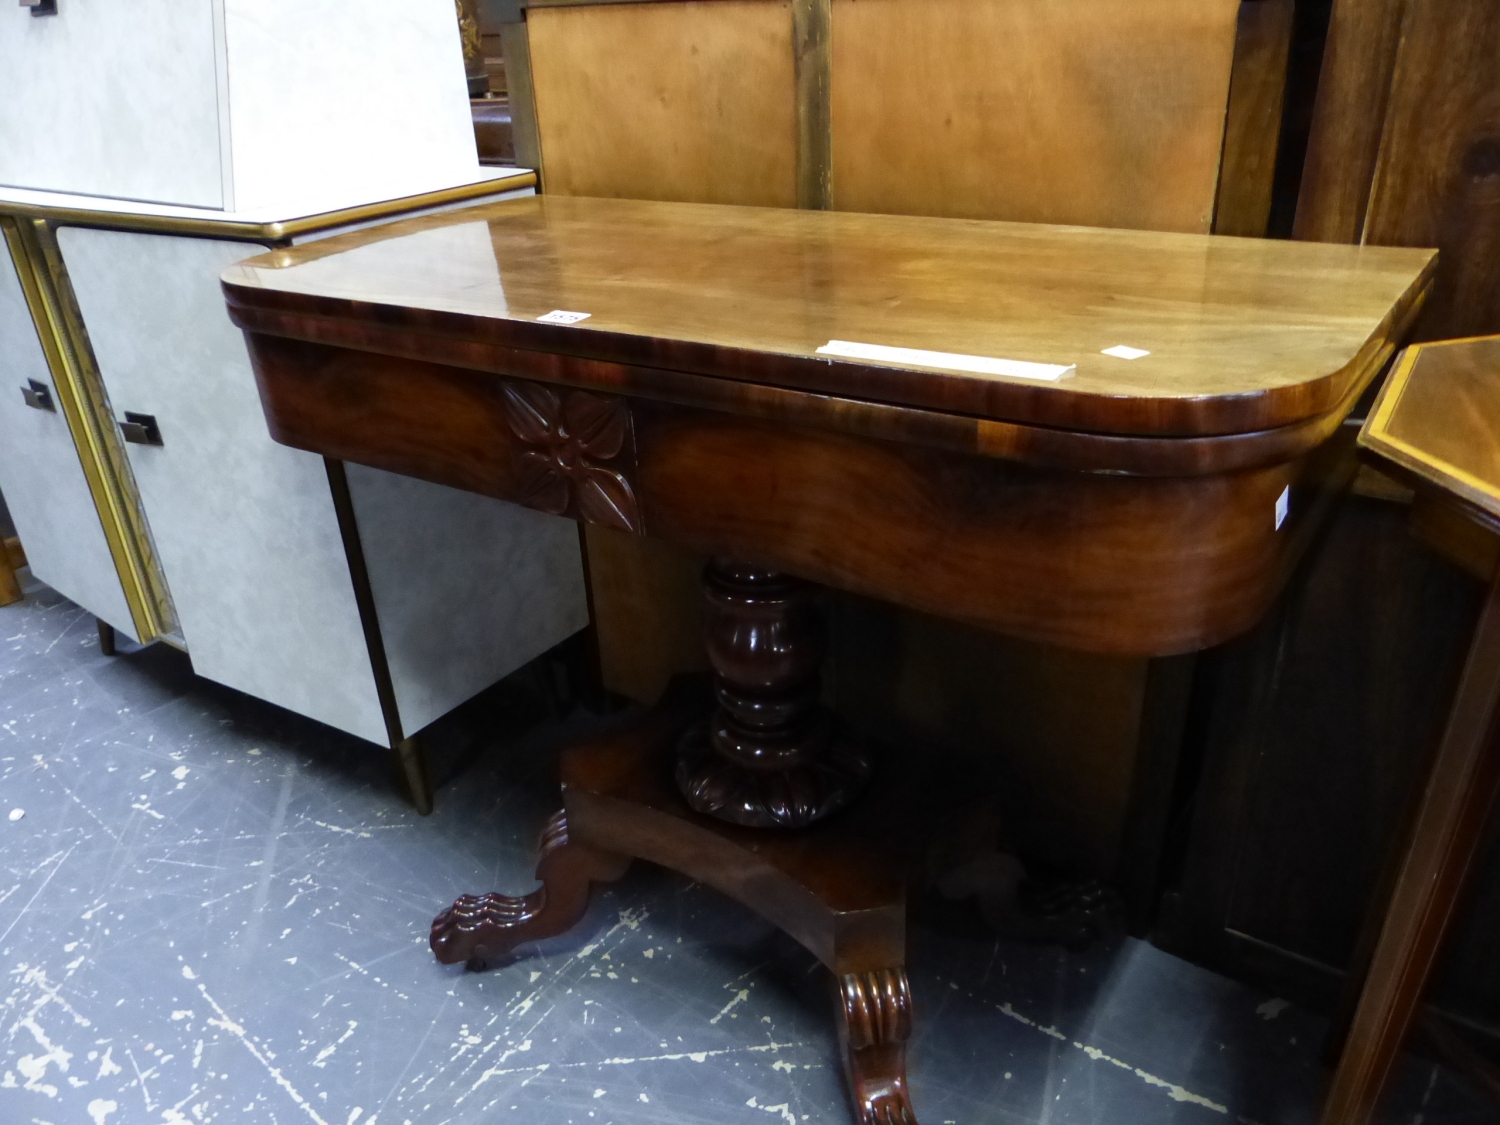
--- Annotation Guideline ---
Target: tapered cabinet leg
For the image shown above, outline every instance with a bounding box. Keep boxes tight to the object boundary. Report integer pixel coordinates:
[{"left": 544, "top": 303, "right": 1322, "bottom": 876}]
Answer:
[
  {"left": 0, "top": 537, "right": 21, "bottom": 608},
  {"left": 839, "top": 968, "right": 917, "bottom": 1125},
  {"left": 431, "top": 809, "right": 630, "bottom": 969},
  {"left": 1321, "top": 574, "right": 1500, "bottom": 1124},
  {"left": 97, "top": 618, "right": 117, "bottom": 656},
  {"left": 394, "top": 735, "right": 435, "bottom": 816}
]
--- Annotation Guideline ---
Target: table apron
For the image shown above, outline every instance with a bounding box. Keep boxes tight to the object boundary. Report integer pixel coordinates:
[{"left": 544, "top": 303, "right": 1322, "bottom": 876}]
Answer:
[{"left": 242, "top": 331, "right": 1347, "bottom": 655}]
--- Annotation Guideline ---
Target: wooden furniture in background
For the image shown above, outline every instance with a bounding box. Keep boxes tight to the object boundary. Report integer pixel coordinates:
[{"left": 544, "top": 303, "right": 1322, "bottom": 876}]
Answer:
[
  {"left": 1297, "top": 0, "right": 1500, "bottom": 340},
  {"left": 1320, "top": 336, "right": 1500, "bottom": 1122},
  {"left": 490, "top": 0, "right": 1301, "bottom": 900},
  {"left": 1156, "top": 0, "right": 1500, "bottom": 1067},
  {"left": 222, "top": 193, "right": 1432, "bottom": 1125},
  {"left": 470, "top": 99, "right": 516, "bottom": 165},
  {"left": 0, "top": 535, "right": 23, "bottom": 607}
]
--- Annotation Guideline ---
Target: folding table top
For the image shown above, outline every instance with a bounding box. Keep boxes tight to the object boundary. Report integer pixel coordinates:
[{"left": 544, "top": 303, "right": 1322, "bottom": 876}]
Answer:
[{"left": 224, "top": 194, "right": 1436, "bottom": 438}]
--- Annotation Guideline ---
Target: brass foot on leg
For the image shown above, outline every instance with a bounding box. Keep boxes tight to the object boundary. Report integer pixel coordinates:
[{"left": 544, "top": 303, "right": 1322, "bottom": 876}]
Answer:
[
  {"left": 97, "top": 618, "right": 117, "bottom": 657},
  {"left": 395, "top": 735, "right": 434, "bottom": 816}
]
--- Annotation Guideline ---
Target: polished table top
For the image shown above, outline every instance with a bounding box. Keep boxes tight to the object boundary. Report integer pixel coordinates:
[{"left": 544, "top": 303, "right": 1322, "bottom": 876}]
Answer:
[
  {"left": 1362, "top": 335, "right": 1500, "bottom": 521},
  {"left": 224, "top": 195, "right": 1435, "bottom": 439}
]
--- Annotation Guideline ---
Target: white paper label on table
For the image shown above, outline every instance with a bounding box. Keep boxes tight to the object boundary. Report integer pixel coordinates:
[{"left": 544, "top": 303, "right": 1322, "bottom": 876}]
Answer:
[
  {"left": 1102, "top": 345, "right": 1152, "bottom": 360},
  {"left": 537, "top": 310, "right": 591, "bottom": 325},
  {"left": 1275, "top": 486, "right": 1291, "bottom": 530},
  {"left": 816, "top": 340, "right": 1074, "bottom": 381}
]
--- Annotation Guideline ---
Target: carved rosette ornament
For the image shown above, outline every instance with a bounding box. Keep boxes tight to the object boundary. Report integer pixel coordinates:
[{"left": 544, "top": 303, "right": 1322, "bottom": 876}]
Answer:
[
  {"left": 676, "top": 561, "right": 870, "bottom": 829},
  {"left": 500, "top": 381, "right": 641, "bottom": 533}
]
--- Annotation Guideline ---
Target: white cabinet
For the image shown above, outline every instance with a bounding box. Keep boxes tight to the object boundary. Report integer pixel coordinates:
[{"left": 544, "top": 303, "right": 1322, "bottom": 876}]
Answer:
[
  {"left": 55, "top": 219, "right": 586, "bottom": 746},
  {"left": 0, "top": 244, "right": 136, "bottom": 633},
  {"left": 0, "top": 0, "right": 573, "bottom": 806},
  {"left": 0, "top": 0, "right": 479, "bottom": 212}
]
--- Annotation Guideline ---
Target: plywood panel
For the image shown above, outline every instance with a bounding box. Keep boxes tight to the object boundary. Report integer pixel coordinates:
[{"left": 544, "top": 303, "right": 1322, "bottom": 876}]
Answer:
[
  {"left": 831, "top": 0, "right": 1241, "bottom": 232},
  {"left": 528, "top": 0, "right": 797, "bottom": 207}
]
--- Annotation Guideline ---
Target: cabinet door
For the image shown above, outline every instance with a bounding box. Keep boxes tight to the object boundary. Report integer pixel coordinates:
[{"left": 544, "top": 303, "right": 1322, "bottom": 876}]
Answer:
[
  {"left": 0, "top": 0, "right": 224, "bottom": 207},
  {"left": 56, "top": 227, "right": 388, "bottom": 743},
  {"left": 0, "top": 246, "right": 136, "bottom": 635}
]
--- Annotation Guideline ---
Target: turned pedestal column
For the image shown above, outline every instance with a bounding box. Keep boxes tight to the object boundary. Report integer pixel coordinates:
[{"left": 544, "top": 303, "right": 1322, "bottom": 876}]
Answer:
[
  {"left": 430, "top": 559, "right": 916, "bottom": 1125},
  {"left": 677, "top": 560, "right": 870, "bottom": 827}
]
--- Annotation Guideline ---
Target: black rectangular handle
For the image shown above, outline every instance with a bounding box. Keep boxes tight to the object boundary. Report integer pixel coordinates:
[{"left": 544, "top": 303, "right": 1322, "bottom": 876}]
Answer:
[
  {"left": 119, "top": 412, "right": 163, "bottom": 446},
  {"left": 21, "top": 0, "right": 59, "bottom": 15},
  {"left": 20, "top": 379, "right": 54, "bottom": 412}
]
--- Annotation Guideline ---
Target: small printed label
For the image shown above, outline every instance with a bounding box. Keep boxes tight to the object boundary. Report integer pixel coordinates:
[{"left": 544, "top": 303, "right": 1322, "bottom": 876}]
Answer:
[
  {"left": 1102, "top": 345, "right": 1151, "bottom": 360},
  {"left": 1275, "top": 486, "right": 1290, "bottom": 530},
  {"left": 537, "top": 310, "right": 591, "bottom": 325},
  {"left": 816, "top": 340, "right": 1074, "bottom": 382}
]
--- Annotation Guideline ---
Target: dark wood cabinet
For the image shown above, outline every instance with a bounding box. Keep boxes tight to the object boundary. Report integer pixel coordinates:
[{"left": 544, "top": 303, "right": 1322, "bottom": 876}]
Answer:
[{"left": 1156, "top": 487, "right": 1500, "bottom": 1052}]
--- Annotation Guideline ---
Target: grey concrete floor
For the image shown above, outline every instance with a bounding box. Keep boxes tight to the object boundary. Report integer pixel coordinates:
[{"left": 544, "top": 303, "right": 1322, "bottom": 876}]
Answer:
[{"left": 1, "top": 571, "right": 1493, "bottom": 1125}]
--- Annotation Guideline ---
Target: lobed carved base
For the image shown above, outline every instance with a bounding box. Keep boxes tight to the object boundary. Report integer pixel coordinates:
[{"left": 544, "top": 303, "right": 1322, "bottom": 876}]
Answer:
[{"left": 676, "top": 717, "right": 870, "bottom": 828}]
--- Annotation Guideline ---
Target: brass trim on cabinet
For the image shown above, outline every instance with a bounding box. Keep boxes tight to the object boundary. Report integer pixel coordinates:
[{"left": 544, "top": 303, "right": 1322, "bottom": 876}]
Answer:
[
  {"left": 0, "top": 176, "right": 539, "bottom": 649},
  {"left": 324, "top": 457, "right": 436, "bottom": 816},
  {"left": 0, "top": 171, "right": 537, "bottom": 242},
  {"left": 1, "top": 216, "right": 179, "bottom": 643}
]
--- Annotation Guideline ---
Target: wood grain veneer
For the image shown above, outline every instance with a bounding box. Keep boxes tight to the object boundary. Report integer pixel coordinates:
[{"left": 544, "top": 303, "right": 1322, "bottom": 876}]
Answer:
[
  {"left": 1292, "top": 0, "right": 1409, "bottom": 245},
  {"left": 1214, "top": 0, "right": 1296, "bottom": 239},
  {"left": 224, "top": 195, "right": 1434, "bottom": 440},
  {"left": 223, "top": 197, "right": 1430, "bottom": 656},
  {"left": 1297, "top": 0, "right": 1500, "bottom": 342},
  {"left": 829, "top": 0, "right": 1240, "bottom": 232},
  {"left": 1364, "top": 337, "right": 1500, "bottom": 524},
  {"left": 526, "top": 1, "right": 797, "bottom": 207},
  {"left": 1359, "top": 0, "right": 1500, "bottom": 341}
]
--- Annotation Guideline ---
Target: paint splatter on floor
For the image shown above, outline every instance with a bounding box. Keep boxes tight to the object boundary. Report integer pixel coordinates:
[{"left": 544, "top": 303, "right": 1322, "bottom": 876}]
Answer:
[{"left": 1, "top": 573, "right": 1492, "bottom": 1124}]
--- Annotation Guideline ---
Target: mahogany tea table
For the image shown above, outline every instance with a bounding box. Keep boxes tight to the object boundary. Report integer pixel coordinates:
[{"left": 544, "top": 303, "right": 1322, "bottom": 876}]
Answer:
[{"left": 221, "top": 195, "right": 1435, "bottom": 1125}]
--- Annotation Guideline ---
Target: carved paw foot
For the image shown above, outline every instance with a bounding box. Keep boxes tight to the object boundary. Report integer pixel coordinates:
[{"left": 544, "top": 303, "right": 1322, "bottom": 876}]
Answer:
[
  {"left": 985, "top": 874, "right": 1117, "bottom": 950},
  {"left": 839, "top": 969, "right": 919, "bottom": 1125},
  {"left": 431, "top": 890, "right": 544, "bottom": 969},
  {"left": 935, "top": 836, "right": 1117, "bottom": 950},
  {"left": 430, "top": 809, "right": 629, "bottom": 970}
]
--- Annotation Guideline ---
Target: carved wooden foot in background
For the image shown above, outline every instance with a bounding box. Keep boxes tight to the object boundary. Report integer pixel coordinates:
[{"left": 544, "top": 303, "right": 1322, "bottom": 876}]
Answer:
[{"left": 430, "top": 809, "right": 630, "bottom": 970}]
